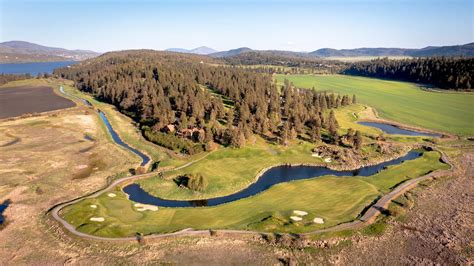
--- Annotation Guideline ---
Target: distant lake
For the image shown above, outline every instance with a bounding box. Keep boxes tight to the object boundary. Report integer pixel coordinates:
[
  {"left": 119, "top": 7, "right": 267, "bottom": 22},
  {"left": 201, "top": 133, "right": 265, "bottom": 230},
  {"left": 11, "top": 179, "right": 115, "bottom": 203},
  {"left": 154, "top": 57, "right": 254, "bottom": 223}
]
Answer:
[{"left": 0, "top": 61, "right": 77, "bottom": 76}]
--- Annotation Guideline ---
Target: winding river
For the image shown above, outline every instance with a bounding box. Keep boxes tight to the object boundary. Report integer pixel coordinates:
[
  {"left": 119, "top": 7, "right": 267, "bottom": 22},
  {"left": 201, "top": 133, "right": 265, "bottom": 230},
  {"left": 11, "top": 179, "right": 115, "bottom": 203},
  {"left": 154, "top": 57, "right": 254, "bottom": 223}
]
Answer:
[
  {"left": 123, "top": 150, "right": 423, "bottom": 208},
  {"left": 97, "top": 111, "right": 150, "bottom": 166},
  {"left": 58, "top": 86, "right": 150, "bottom": 166},
  {"left": 358, "top": 122, "right": 441, "bottom": 137}
]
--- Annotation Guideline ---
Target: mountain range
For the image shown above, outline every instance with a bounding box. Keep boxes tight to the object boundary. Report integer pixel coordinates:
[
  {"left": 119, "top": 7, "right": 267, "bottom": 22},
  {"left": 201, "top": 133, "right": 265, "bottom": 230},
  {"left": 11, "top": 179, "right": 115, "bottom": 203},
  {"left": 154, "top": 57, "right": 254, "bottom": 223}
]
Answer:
[
  {"left": 0, "top": 41, "right": 100, "bottom": 63},
  {"left": 308, "top": 43, "right": 474, "bottom": 57},
  {"left": 169, "top": 43, "right": 474, "bottom": 58},
  {"left": 1, "top": 41, "right": 472, "bottom": 64},
  {"left": 165, "top": 46, "right": 218, "bottom": 55}
]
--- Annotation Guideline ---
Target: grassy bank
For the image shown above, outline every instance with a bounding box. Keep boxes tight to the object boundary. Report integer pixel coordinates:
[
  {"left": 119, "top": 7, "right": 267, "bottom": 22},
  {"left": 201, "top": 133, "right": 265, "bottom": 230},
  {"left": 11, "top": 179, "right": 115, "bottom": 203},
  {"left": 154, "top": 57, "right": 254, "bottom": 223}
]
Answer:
[
  {"left": 59, "top": 82, "right": 187, "bottom": 168},
  {"left": 275, "top": 74, "right": 474, "bottom": 136},
  {"left": 137, "top": 137, "right": 321, "bottom": 200}
]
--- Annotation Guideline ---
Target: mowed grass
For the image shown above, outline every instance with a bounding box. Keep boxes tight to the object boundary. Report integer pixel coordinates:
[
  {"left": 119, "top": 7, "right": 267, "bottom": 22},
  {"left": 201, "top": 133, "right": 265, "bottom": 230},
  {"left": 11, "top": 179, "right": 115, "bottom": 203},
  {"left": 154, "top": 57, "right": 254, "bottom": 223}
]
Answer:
[
  {"left": 275, "top": 74, "right": 474, "bottom": 136},
  {"left": 61, "top": 151, "right": 447, "bottom": 237},
  {"left": 137, "top": 137, "right": 323, "bottom": 200}
]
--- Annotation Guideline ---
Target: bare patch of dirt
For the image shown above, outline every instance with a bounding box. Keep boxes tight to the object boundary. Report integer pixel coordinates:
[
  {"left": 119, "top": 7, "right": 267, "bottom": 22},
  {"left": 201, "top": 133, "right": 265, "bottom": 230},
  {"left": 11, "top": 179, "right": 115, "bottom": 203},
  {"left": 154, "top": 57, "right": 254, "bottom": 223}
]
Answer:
[{"left": 0, "top": 86, "right": 75, "bottom": 119}]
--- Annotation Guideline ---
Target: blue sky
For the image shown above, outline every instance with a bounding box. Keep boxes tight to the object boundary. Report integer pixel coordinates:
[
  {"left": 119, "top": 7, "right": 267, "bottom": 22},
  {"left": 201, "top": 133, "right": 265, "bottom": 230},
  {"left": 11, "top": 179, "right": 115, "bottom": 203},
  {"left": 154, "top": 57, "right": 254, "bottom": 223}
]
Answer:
[{"left": 1, "top": 0, "right": 472, "bottom": 52}]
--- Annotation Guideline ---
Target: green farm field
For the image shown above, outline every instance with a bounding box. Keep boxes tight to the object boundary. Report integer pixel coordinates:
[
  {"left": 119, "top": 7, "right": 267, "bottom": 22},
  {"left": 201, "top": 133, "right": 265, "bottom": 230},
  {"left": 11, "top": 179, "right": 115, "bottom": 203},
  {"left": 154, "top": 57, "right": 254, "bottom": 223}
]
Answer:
[
  {"left": 61, "top": 151, "right": 448, "bottom": 237},
  {"left": 275, "top": 74, "right": 474, "bottom": 136}
]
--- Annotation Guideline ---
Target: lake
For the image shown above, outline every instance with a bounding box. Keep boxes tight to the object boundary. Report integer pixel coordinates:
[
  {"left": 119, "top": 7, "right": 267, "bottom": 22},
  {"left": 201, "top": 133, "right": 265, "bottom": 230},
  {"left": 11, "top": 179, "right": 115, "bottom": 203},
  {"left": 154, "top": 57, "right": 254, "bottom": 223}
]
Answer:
[
  {"left": 0, "top": 61, "right": 76, "bottom": 76},
  {"left": 358, "top": 122, "right": 441, "bottom": 137}
]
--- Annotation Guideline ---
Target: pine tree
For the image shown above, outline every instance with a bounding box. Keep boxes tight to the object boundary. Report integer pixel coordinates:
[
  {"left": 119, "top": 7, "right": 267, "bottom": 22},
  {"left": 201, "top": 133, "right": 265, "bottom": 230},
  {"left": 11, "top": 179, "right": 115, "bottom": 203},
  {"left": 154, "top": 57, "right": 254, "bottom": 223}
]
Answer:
[
  {"left": 354, "top": 130, "right": 362, "bottom": 150},
  {"left": 328, "top": 110, "right": 339, "bottom": 144},
  {"left": 280, "top": 122, "right": 290, "bottom": 145},
  {"left": 290, "top": 127, "right": 297, "bottom": 140}
]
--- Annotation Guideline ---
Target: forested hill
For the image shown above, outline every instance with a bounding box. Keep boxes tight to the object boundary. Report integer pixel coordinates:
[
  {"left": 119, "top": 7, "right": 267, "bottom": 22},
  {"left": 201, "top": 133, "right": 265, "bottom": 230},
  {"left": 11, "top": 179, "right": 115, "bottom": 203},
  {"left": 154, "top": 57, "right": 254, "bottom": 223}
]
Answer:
[
  {"left": 55, "top": 50, "right": 353, "bottom": 154},
  {"left": 0, "top": 41, "right": 99, "bottom": 63},
  {"left": 310, "top": 43, "right": 474, "bottom": 57},
  {"left": 208, "top": 43, "right": 473, "bottom": 59},
  {"left": 343, "top": 57, "right": 473, "bottom": 90}
]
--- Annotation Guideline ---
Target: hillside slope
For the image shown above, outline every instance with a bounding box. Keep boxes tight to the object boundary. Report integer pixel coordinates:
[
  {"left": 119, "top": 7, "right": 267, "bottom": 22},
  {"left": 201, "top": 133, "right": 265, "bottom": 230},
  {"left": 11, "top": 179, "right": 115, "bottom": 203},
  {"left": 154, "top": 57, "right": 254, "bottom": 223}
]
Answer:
[
  {"left": 310, "top": 43, "right": 474, "bottom": 57},
  {"left": 0, "top": 41, "right": 99, "bottom": 63}
]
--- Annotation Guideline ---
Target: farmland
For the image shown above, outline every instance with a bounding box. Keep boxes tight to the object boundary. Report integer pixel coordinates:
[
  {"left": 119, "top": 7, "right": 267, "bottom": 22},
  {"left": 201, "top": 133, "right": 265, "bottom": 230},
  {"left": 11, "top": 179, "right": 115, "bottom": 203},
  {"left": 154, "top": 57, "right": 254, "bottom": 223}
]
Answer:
[
  {"left": 275, "top": 74, "right": 474, "bottom": 136},
  {"left": 0, "top": 85, "right": 75, "bottom": 119}
]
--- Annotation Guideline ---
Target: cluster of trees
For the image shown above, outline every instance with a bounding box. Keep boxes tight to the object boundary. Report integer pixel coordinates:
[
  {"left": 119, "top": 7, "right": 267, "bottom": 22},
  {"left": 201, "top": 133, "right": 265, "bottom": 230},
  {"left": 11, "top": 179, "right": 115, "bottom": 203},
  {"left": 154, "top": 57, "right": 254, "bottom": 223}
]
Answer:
[
  {"left": 175, "top": 174, "right": 208, "bottom": 191},
  {"left": 341, "top": 128, "right": 363, "bottom": 150},
  {"left": 343, "top": 57, "right": 473, "bottom": 90},
  {"left": 0, "top": 74, "right": 31, "bottom": 86},
  {"left": 55, "top": 50, "right": 354, "bottom": 154},
  {"left": 142, "top": 127, "right": 204, "bottom": 154},
  {"left": 244, "top": 66, "right": 337, "bottom": 75},
  {"left": 223, "top": 51, "right": 346, "bottom": 74}
]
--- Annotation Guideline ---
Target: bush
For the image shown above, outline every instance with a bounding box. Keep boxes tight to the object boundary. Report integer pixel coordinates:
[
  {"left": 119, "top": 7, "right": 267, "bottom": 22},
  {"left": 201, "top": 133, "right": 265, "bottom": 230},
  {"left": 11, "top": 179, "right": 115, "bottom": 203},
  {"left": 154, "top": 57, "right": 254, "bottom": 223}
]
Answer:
[
  {"left": 135, "top": 166, "right": 147, "bottom": 175},
  {"left": 175, "top": 173, "right": 208, "bottom": 191},
  {"left": 188, "top": 174, "right": 208, "bottom": 191}
]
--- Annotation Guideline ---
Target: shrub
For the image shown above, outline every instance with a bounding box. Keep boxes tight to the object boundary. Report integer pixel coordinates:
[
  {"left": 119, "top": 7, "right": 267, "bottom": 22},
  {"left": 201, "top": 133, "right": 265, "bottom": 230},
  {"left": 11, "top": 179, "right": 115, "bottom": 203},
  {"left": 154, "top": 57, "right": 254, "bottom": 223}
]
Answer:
[{"left": 175, "top": 173, "right": 208, "bottom": 191}]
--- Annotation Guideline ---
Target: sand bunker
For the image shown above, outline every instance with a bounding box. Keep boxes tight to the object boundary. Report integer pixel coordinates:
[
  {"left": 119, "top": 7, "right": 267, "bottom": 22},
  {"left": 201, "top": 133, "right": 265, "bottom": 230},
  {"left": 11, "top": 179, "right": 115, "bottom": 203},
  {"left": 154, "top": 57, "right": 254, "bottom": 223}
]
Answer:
[
  {"left": 134, "top": 203, "right": 158, "bottom": 211},
  {"left": 293, "top": 210, "right": 308, "bottom": 216},
  {"left": 90, "top": 204, "right": 97, "bottom": 209},
  {"left": 290, "top": 216, "right": 303, "bottom": 221},
  {"left": 90, "top": 217, "right": 104, "bottom": 222},
  {"left": 312, "top": 153, "right": 322, "bottom": 158},
  {"left": 107, "top": 193, "right": 116, "bottom": 198},
  {"left": 313, "top": 217, "right": 325, "bottom": 224},
  {"left": 324, "top": 158, "right": 332, "bottom": 163}
]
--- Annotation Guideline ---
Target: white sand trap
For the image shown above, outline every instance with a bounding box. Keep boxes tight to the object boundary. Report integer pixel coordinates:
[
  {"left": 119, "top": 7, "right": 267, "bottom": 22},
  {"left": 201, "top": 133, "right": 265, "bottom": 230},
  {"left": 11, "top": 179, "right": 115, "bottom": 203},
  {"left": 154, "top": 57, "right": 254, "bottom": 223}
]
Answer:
[
  {"left": 313, "top": 217, "right": 325, "bottom": 224},
  {"left": 134, "top": 203, "right": 158, "bottom": 211},
  {"left": 107, "top": 193, "right": 116, "bottom": 198},
  {"left": 290, "top": 216, "right": 303, "bottom": 221},
  {"left": 293, "top": 210, "right": 308, "bottom": 216},
  {"left": 312, "top": 153, "right": 321, "bottom": 158},
  {"left": 324, "top": 158, "right": 332, "bottom": 163},
  {"left": 90, "top": 204, "right": 97, "bottom": 209},
  {"left": 90, "top": 217, "right": 104, "bottom": 222}
]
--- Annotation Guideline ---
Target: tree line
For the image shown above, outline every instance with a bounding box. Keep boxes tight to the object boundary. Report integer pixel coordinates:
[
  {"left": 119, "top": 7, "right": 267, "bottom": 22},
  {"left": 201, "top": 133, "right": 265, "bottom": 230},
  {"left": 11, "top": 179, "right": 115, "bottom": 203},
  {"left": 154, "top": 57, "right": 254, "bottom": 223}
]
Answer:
[
  {"left": 223, "top": 51, "right": 346, "bottom": 74},
  {"left": 0, "top": 74, "right": 31, "bottom": 86},
  {"left": 343, "top": 57, "right": 473, "bottom": 90},
  {"left": 55, "top": 50, "right": 355, "bottom": 154}
]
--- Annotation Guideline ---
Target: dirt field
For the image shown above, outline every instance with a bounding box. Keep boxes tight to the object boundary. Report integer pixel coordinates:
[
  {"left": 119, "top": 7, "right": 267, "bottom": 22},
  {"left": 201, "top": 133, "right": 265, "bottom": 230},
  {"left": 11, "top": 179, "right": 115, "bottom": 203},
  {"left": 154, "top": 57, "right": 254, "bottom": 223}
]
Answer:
[{"left": 0, "top": 86, "right": 75, "bottom": 119}]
